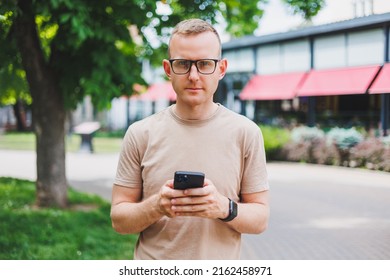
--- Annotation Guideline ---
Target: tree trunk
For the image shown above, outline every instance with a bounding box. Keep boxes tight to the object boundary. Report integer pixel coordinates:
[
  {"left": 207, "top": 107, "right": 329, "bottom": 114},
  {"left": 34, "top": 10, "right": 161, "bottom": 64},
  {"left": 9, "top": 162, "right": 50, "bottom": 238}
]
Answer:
[
  {"left": 13, "top": 0, "right": 68, "bottom": 208},
  {"left": 13, "top": 99, "right": 28, "bottom": 131}
]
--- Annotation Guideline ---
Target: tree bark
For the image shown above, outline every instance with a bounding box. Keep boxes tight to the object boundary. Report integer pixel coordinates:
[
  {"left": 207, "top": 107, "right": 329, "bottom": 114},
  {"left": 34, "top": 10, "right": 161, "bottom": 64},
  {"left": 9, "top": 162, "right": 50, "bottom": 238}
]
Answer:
[
  {"left": 13, "top": 99, "right": 28, "bottom": 131},
  {"left": 13, "top": 0, "right": 68, "bottom": 207}
]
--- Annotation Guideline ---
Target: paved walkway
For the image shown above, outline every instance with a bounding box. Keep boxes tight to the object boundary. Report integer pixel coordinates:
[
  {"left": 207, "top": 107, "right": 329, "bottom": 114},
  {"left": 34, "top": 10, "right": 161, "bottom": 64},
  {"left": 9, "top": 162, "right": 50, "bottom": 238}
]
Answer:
[
  {"left": 1, "top": 149, "right": 390, "bottom": 259},
  {"left": 241, "top": 162, "right": 390, "bottom": 260},
  {"left": 0, "top": 149, "right": 118, "bottom": 200}
]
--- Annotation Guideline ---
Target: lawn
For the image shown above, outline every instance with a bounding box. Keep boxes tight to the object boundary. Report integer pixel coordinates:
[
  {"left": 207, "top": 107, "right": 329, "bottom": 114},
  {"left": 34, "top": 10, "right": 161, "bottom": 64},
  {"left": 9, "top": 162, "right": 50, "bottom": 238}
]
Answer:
[
  {"left": 0, "top": 132, "right": 123, "bottom": 153},
  {"left": 0, "top": 177, "right": 137, "bottom": 260}
]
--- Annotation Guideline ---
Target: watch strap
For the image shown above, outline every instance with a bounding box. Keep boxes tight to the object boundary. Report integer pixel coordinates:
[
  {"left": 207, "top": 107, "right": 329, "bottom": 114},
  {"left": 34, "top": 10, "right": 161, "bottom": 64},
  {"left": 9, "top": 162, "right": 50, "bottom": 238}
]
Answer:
[{"left": 219, "top": 198, "right": 238, "bottom": 222}]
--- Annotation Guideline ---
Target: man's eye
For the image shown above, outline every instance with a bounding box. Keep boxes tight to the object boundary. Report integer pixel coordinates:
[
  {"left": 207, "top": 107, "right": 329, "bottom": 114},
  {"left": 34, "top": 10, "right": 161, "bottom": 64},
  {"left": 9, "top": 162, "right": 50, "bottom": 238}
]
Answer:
[
  {"left": 177, "top": 60, "right": 189, "bottom": 67},
  {"left": 198, "top": 61, "right": 210, "bottom": 67}
]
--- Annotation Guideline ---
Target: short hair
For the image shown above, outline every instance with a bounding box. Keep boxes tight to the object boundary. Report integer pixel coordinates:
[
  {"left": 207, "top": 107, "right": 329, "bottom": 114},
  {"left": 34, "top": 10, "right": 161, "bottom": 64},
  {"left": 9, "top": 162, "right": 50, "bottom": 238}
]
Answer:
[{"left": 168, "top": 18, "right": 222, "bottom": 57}]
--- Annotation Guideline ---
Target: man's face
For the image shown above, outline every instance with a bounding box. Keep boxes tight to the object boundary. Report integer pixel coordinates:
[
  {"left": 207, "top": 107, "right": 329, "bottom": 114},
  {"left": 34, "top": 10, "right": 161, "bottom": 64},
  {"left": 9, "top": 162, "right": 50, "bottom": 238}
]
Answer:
[{"left": 163, "top": 31, "right": 227, "bottom": 107}]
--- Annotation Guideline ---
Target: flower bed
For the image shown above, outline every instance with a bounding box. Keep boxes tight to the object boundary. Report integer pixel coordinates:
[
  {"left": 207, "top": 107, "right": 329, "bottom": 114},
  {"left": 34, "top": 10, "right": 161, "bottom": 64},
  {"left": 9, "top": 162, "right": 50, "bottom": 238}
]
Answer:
[{"left": 280, "top": 126, "right": 390, "bottom": 172}]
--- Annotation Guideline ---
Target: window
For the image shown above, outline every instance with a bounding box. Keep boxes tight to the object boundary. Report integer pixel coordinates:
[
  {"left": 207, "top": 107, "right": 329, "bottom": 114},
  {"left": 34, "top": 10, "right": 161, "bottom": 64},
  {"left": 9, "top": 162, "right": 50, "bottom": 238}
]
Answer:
[
  {"left": 314, "top": 34, "right": 346, "bottom": 69},
  {"left": 348, "top": 29, "right": 384, "bottom": 66}
]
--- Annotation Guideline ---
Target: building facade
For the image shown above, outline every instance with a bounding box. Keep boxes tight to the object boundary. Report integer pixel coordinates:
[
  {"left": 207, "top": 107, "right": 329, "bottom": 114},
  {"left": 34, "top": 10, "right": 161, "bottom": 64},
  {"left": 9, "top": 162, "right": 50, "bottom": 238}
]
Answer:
[{"left": 220, "top": 12, "right": 390, "bottom": 135}]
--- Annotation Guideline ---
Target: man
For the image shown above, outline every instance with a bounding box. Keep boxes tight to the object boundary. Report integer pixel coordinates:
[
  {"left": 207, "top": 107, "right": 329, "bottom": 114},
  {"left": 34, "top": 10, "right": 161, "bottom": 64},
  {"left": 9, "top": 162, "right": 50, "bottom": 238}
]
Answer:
[{"left": 111, "top": 18, "right": 269, "bottom": 260}]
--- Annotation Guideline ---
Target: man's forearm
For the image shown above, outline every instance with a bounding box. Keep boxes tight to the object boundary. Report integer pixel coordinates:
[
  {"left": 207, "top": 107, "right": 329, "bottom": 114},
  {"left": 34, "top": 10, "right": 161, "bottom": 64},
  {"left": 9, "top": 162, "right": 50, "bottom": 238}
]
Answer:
[
  {"left": 225, "top": 202, "right": 269, "bottom": 234},
  {"left": 111, "top": 194, "right": 164, "bottom": 234}
]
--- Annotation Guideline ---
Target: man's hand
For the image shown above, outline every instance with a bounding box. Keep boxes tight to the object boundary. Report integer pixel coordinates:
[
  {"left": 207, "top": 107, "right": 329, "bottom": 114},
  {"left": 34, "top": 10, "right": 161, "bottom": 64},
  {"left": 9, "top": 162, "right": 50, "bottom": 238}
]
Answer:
[
  {"left": 157, "top": 179, "right": 187, "bottom": 218},
  {"left": 169, "top": 178, "right": 229, "bottom": 219}
]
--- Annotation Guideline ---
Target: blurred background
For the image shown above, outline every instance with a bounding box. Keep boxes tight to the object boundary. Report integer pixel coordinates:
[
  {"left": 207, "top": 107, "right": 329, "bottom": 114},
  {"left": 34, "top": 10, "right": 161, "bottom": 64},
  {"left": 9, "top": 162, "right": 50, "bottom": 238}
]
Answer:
[{"left": 1, "top": 0, "right": 390, "bottom": 260}]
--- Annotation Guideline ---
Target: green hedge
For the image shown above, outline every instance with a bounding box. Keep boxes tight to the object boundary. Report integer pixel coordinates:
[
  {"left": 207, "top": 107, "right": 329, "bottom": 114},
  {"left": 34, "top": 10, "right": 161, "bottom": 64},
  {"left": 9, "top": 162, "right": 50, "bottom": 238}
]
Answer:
[{"left": 259, "top": 125, "right": 290, "bottom": 160}]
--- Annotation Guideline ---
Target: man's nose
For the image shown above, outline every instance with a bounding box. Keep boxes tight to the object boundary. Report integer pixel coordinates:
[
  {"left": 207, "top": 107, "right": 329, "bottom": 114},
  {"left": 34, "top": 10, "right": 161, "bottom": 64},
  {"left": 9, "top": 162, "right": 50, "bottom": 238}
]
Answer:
[{"left": 188, "top": 63, "right": 200, "bottom": 80}]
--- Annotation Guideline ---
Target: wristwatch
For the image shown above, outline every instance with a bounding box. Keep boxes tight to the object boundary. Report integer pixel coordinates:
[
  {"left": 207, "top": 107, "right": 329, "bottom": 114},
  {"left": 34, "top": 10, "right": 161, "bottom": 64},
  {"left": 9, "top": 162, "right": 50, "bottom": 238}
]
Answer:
[{"left": 219, "top": 198, "right": 238, "bottom": 222}]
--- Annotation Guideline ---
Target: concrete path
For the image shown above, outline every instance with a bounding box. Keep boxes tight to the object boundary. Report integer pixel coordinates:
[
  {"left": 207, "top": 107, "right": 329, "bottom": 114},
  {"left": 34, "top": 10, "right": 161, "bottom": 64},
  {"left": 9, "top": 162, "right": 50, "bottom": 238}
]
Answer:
[{"left": 1, "top": 149, "right": 389, "bottom": 259}]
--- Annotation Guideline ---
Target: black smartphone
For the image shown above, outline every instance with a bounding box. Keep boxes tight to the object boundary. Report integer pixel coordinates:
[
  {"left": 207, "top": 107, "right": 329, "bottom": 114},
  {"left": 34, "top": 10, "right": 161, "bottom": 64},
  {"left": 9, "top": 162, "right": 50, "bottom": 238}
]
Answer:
[{"left": 173, "top": 171, "right": 205, "bottom": 190}]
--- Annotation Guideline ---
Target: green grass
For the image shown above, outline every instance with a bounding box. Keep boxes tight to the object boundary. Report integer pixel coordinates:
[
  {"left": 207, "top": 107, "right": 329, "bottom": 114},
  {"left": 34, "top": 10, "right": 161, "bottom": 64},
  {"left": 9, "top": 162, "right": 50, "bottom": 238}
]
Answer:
[
  {"left": 0, "top": 132, "right": 122, "bottom": 153},
  {"left": 0, "top": 132, "right": 35, "bottom": 150},
  {"left": 0, "top": 177, "right": 137, "bottom": 260}
]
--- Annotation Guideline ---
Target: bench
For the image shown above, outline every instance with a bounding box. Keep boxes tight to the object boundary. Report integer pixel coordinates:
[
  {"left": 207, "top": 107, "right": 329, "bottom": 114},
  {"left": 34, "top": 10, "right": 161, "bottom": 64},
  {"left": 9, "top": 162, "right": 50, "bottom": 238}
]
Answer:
[{"left": 73, "top": 122, "right": 101, "bottom": 153}]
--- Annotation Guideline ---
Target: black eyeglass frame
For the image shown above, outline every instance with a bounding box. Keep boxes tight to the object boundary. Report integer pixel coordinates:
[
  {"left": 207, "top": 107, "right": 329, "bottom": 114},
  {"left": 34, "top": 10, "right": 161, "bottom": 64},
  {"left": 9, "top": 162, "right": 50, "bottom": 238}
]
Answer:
[{"left": 168, "top": 59, "right": 221, "bottom": 75}]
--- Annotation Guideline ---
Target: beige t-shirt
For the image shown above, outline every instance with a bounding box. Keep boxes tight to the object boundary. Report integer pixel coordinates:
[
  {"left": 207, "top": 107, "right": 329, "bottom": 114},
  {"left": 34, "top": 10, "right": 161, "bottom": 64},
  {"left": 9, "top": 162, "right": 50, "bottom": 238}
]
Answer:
[{"left": 114, "top": 104, "right": 269, "bottom": 259}]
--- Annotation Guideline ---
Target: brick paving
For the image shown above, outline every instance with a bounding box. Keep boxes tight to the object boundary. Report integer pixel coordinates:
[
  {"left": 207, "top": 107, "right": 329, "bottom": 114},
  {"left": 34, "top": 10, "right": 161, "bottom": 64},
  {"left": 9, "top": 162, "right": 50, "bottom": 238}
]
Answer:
[{"left": 241, "top": 163, "right": 390, "bottom": 260}]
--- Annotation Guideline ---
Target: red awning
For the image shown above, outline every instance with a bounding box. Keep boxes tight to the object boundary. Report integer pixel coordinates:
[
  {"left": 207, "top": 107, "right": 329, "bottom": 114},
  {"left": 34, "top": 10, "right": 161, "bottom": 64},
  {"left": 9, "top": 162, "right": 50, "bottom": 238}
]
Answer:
[
  {"left": 240, "top": 72, "right": 307, "bottom": 100},
  {"left": 369, "top": 63, "right": 390, "bottom": 94},
  {"left": 140, "top": 82, "right": 176, "bottom": 101},
  {"left": 297, "top": 65, "right": 381, "bottom": 97}
]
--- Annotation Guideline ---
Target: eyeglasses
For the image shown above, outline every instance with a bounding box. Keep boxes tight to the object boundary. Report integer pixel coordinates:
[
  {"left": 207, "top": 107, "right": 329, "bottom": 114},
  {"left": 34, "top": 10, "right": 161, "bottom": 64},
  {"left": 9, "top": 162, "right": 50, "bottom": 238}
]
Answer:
[{"left": 169, "top": 59, "right": 220, "bottom": 75}]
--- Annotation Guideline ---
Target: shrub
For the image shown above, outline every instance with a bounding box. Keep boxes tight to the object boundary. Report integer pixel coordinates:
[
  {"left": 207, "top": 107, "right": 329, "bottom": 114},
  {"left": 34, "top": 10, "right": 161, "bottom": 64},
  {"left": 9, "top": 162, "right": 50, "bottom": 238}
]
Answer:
[
  {"left": 326, "top": 127, "right": 363, "bottom": 150},
  {"left": 278, "top": 125, "right": 389, "bottom": 172},
  {"left": 326, "top": 127, "right": 364, "bottom": 166},
  {"left": 312, "top": 139, "right": 340, "bottom": 165},
  {"left": 290, "top": 126, "right": 325, "bottom": 143},
  {"left": 282, "top": 126, "right": 325, "bottom": 163},
  {"left": 349, "top": 138, "right": 385, "bottom": 169},
  {"left": 381, "top": 135, "right": 390, "bottom": 148},
  {"left": 260, "top": 125, "right": 290, "bottom": 160},
  {"left": 377, "top": 149, "right": 390, "bottom": 172},
  {"left": 281, "top": 141, "right": 312, "bottom": 163}
]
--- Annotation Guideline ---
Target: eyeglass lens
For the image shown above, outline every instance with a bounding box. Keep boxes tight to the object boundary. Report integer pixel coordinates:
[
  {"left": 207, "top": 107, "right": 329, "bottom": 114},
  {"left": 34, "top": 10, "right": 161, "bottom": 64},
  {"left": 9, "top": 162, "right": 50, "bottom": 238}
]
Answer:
[{"left": 171, "top": 59, "right": 217, "bottom": 74}]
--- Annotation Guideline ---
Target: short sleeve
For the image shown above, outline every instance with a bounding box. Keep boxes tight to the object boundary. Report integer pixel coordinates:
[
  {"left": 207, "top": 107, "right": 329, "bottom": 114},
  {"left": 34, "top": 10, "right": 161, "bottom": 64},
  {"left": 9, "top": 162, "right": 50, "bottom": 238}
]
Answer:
[
  {"left": 241, "top": 126, "right": 269, "bottom": 194},
  {"left": 114, "top": 126, "right": 143, "bottom": 188}
]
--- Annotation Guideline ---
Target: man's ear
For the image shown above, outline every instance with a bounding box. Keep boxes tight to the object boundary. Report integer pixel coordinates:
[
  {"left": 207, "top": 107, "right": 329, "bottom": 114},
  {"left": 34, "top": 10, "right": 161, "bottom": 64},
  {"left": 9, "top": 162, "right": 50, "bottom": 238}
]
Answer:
[
  {"left": 219, "top": 58, "right": 228, "bottom": 80},
  {"left": 163, "top": 59, "right": 171, "bottom": 79}
]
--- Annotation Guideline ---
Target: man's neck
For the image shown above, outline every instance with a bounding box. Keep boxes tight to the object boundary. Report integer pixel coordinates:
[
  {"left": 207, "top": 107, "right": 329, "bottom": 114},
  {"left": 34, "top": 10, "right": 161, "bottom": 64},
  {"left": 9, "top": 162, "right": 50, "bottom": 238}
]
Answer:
[{"left": 173, "top": 102, "right": 218, "bottom": 121}]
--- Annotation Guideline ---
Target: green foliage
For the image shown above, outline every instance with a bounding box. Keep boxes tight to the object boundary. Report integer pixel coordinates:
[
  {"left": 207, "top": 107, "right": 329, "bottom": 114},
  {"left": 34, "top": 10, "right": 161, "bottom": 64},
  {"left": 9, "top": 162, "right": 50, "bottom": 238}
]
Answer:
[
  {"left": 42, "top": 0, "right": 158, "bottom": 110},
  {"left": 1, "top": 0, "right": 157, "bottom": 110},
  {"left": 0, "top": 8, "right": 30, "bottom": 105},
  {"left": 0, "top": 0, "right": 327, "bottom": 109},
  {"left": 0, "top": 177, "right": 137, "bottom": 259},
  {"left": 260, "top": 125, "right": 290, "bottom": 160},
  {"left": 282, "top": 0, "right": 325, "bottom": 20},
  {"left": 215, "top": 0, "right": 266, "bottom": 38}
]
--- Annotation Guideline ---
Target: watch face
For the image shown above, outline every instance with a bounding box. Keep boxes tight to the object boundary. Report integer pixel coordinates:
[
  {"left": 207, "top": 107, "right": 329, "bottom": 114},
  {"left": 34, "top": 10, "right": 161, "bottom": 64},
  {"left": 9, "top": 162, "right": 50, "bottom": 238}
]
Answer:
[
  {"left": 219, "top": 199, "right": 237, "bottom": 222},
  {"left": 231, "top": 200, "right": 238, "bottom": 217}
]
